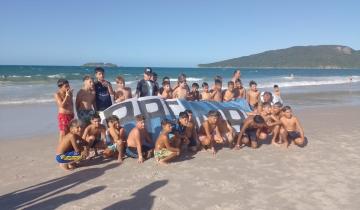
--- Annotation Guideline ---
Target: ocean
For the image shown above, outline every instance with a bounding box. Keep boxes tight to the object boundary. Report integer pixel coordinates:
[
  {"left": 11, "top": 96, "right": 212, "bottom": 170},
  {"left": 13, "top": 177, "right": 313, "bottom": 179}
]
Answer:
[
  {"left": 1, "top": 65, "right": 360, "bottom": 105},
  {"left": 1, "top": 65, "right": 360, "bottom": 140}
]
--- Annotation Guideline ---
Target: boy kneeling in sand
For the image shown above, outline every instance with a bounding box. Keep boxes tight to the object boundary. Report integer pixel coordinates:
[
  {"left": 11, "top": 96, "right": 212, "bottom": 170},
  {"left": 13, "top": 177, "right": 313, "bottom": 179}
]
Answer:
[
  {"left": 198, "top": 110, "right": 222, "bottom": 155},
  {"left": 56, "top": 119, "right": 89, "bottom": 171},
  {"left": 279, "top": 106, "right": 305, "bottom": 148},
  {"left": 82, "top": 113, "right": 106, "bottom": 157},
  {"left": 216, "top": 112, "right": 236, "bottom": 147},
  {"left": 235, "top": 115, "right": 267, "bottom": 149},
  {"left": 154, "top": 119, "right": 180, "bottom": 165},
  {"left": 104, "top": 115, "right": 126, "bottom": 164},
  {"left": 126, "top": 115, "right": 154, "bottom": 163}
]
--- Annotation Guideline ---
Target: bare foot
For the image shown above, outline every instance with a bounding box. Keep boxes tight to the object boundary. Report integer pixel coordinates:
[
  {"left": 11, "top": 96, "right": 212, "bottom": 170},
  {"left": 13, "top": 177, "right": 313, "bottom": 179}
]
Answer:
[
  {"left": 271, "top": 140, "right": 280, "bottom": 147},
  {"left": 211, "top": 147, "right": 216, "bottom": 156},
  {"left": 158, "top": 160, "right": 169, "bottom": 166},
  {"left": 234, "top": 144, "right": 241, "bottom": 150},
  {"left": 68, "top": 163, "right": 77, "bottom": 170},
  {"left": 59, "top": 164, "right": 71, "bottom": 171}
]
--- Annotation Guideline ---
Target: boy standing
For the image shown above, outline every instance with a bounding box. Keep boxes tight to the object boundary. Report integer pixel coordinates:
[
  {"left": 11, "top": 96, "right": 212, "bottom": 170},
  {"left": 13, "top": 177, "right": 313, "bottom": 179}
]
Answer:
[
  {"left": 234, "top": 79, "right": 246, "bottom": 99},
  {"left": 246, "top": 80, "right": 260, "bottom": 110},
  {"left": 105, "top": 115, "right": 126, "bottom": 164},
  {"left": 114, "top": 76, "right": 132, "bottom": 103},
  {"left": 198, "top": 110, "right": 221, "bottom": 155},
  {"left": 154, "top": 119, "right": 180, "bottom": 165},
  {"left": 280, "top": 106, "right": 305, "bottom": 148},
  {"left": 126, "top": 115, "right": 154, "bottom": 163},
  {"left": 200, "top": 82, "right": 212, "bottom": 100},
  {"left": 185, "top": 110, "right": 198, "bottom": 152},
  {"left": 188, "top": 83, "right": 200, "bottom": 101},
  {"left": 82, "top": 113, "right": 106, "bottom": 156},
  {"left": 54, "top": 79, "right": 74, "bottom": 142},
  {"left": 56, "top": 119, "right": 89, "bottom": 171},
  {"left": 94, "top": 67, "right": 114, "bottom": 111},
  {"left": 173, "top": 80, "right": 189, "bottom": 99},
  {"left": 211, "top": 79, "right": 223, "bottom": 102},
  {"left": 76, "top": 75, "right": 96, "bottom": 126},
  {"left": 223, "top": 81, "right": 235, "bottom": 102}
]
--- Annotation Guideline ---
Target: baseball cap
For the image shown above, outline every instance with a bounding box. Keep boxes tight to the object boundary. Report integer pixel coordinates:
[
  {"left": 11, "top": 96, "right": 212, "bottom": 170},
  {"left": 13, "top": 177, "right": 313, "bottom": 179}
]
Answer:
[{"left": 144, "top": 67, "right": 153, "bottom": 75}]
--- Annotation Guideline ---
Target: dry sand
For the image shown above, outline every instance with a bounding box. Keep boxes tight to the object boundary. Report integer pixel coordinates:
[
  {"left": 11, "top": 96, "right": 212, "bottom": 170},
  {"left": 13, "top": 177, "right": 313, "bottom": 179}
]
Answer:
[{"left": 0, "top": 106, "right": 359, "bottom": 210}]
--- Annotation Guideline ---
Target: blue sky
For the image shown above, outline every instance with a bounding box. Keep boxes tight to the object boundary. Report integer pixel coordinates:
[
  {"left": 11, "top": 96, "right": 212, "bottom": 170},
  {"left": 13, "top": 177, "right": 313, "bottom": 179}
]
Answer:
[{"left": 0, "top": 0, "right": 359, "bottom": 67}]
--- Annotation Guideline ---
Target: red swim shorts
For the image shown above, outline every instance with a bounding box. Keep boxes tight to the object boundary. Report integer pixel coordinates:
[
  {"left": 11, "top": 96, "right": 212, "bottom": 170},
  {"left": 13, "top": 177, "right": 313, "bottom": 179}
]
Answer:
[{"left": 58, "top": 113, "right": 74, "bottom": 132}]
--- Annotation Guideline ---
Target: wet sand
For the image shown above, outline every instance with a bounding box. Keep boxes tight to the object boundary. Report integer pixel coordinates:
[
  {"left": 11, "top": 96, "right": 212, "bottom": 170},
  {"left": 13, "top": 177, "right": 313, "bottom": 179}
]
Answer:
[{"left": 0, "top": 105, "right": 359, "bottom": 210}]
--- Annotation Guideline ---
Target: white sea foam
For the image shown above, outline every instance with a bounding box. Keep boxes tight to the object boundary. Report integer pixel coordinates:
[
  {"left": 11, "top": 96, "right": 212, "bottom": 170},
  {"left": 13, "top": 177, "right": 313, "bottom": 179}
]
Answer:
[
  {"left": 169, "top": 77, "right": 202, "bottom": 82},
  {"left": 259, "top": 76, "right": 359, "bottom": 89},
  {"left": 47, "top": 74, "right": 65, "bottom": 79},
  {"left": 0, "top": 98, "right": 54, "bottom": 105}
]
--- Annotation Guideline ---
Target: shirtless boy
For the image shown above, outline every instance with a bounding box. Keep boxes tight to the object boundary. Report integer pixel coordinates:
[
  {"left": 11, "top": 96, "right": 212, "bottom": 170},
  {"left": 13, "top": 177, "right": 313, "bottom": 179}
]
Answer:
[
  {"left": 126, "top": 115, "right": 153, "bottom": 163},
  {"left": 211, "top": 79, "right": 223, "bottom": 102},
  {"left": 235, "top": 115, "right": 267, "bottom": 149},
  {"left": 185, "top": 109, "right": 198, "bottom": 152},
  {"left": 82, "top": 113, "right": 106, "bottom": 156},
  {"left": 198, "top": 110, "right": 221, "bottom": 155},
  {"left": 280, "top": 106, "right": 305, "bottom": 148},
  {"left": 216, "top": 113, "right": 236, "bottom": 147},
  {"left": 246, "top": 80, "right": 260, "bottom": 110},
  {"left": 76, "top": 75, "right": 96, "bottom": 126},
  {"left": 159, "top": 81, "right": 172, "bottom": 99},
  {"left": 154, "top": 119, "right": 180, "bottom": 165},
  {"left": 56, "top": 119, "right": 89, "bottom": 171},
  {"left": 223, "top": 81, "right": 235, "bottom": 102},
  {"left": 173, "top": 80, "right": 189, "bottom": 100},
  {"left": 105, "top": 115, "right": 126, "bottom": 164},
  {"left": 188, "top": 83, "right": 200, "bottom": 101},
  {"left": 201, "top": 82, "right": 212, "bottom": 100},
  {"left": 172, "top": 111, "right": 191, "bottom": 152},
  {"left": 234, "top": 79, "right": 246, "bottom": 99},
  {"left": 54, "top": 79, "right": 74, "bottom": 142},
  {"left": 260, "top": 102, "right": 282, "bottom": 145},
  {"left": 270, "top": 102, "right": 283, "bottom": 144},
  {"left": 114, "top": 76, "right": 132, "bottom": 103}
]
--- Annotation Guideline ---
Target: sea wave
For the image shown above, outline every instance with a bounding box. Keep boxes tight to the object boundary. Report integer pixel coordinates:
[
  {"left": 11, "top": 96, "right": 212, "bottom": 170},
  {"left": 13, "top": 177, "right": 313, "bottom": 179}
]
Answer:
[
  {"left": 0, "top": 98, "right": 54, "bottom": 105},
  {"left": 47, "top": 74, "right": 66, "bottom": 79},
  {"left": 259, "top": 76, "right": 359, "bottom": 89},
  {"left": 169, "top": 77, "right": 203, "bottom": 82}
]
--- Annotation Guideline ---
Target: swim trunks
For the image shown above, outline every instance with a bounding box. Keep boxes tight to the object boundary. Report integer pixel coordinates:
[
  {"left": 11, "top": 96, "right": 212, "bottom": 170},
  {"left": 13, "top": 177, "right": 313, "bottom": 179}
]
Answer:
[
  {"left": 154, "top": 148, "right": 173, "bottom": 159},
  {"left": 90, "top": 135, "right": 102, "bottom": 148},
  {"left": 244, "top": 128, "right": 257, "bottom": 142},
  {"left": 288, "top": 131, "right": 301, "bottom": 140},
  {"left": 125, "top": 145, "right": 153, "bottom": 158},
  {"left": 58, "top": 113, "right": 74, "bottom": 132},
  {"left": 107, "top": 143, "right": 118, "bottom": 152},
  {"left": 56, "top": 151, "right": 82, "bottom": 163},
  {"left": 77, "top": 109, "right": 95, "bottom": 126}
]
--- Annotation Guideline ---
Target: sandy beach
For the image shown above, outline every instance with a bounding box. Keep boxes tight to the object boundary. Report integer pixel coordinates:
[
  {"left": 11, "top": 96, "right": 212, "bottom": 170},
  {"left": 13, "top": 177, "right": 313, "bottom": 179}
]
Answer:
[{"left": 0, "top": 105, "right": 359, "bottom": 210}]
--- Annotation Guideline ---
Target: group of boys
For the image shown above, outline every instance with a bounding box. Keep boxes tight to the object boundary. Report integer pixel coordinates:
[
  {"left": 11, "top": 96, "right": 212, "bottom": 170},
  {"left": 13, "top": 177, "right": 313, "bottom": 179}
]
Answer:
[{"left": 54, "top": 67, "right": 305, "bottom": 170}]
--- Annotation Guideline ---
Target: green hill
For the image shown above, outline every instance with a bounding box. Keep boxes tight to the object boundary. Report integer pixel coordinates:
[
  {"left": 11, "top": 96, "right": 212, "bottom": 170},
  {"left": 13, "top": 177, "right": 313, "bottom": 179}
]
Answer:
[{"left": 198, "top": 45, "right": 360, "bottom": 69}]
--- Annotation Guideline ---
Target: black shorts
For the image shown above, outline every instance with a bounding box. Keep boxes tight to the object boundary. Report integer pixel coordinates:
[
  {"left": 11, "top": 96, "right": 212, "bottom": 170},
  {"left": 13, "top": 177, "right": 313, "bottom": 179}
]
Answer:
[
  {"left": 244, "top": 129, "right": 257, "bottom": 142},
  {"left": 288, "top": 131, "right": 301, "bottom": 140},
  {"left": 125, "top": 145, "right": 153, "bottom": 158}
]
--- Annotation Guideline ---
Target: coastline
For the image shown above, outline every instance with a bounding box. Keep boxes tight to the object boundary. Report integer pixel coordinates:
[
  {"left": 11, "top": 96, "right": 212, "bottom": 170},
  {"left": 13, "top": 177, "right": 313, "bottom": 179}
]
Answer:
[{"left": 0, "top": 105, "right": 359, "bottom": 209}]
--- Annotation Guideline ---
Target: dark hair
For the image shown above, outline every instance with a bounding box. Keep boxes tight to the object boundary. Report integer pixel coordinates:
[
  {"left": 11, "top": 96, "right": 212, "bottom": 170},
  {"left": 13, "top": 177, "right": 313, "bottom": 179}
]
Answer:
[
  {"left": 249, "top": 80, "right": 257, "bottom": 86},
  {"left": 233, "top": 69, "right": 240, "bottom": 76},
  {"left": 91, "top": 113, "right": 101, "bottom": 120},
  {"left": 262, "top": 102, "right": 271, "bottom": 108},
  {"left": 116, "top": 76, "right": 125, "bottom": 83},
  {"left": 179, "top": 111, "right": 189, "bottom": 119},
  {"left": 207, "top": 110, "right": 220, "bottom": 117},
  {"left": 273, "top": 102, "right": 283, "bottom": 108},
  {"left": 274, "top": 84, "right": 279, "bottom": 88},
  {"left": 228, "top": 81, "right": 234, "bottom": 86},
  {"left": 162, "top": 76, "right": 170, "bottom": 82},
  {"left": 83, "top": 75, "right": 93, "bottom": 82},
  {"left": 192, "top": 83, "right": 199, "bottom": 88},
  {"left": 178, "top": 73, "right": 186, "bottom": 82},
  {"left": 161, "top": 118, "right": 172, "bottom": 127},
  {"left": 57, "top": 79, "right": 69, "bottom": 88},
  {"left": 214, "top": 75, "right": 223, "bottom": 81},
  {"left": 282, "top": 106, "right": 292, "bottom": 112},
  {"left": 69, "top": 119, "right": 81, "bottom": 128},
  {"left": 263, "top": 91, "right": 272, "bottom": 97},
  {"left": 235, "top": 79, "right": 242, "bottom": 84},
  {"left": 153, "top": 72, "right": 158, "bottom": 77},
  {"left": 106, "top": 115, "right": 119, "bottom": 125},
  {"left": 202, "top": 82, "right": 209, "bottom": 87},
  {"left": 162, "top": 80, "right": 170, "bottom": 86},
  {"left": 185, "top": 109, "right": 193, "bottom": 114},
  {"left": 215, "top": 79, "right": 222, "bottom": 86},
  {"left": 253, "top": 103, "right": 259, "bottom": 108},
  {"left": 94, "top": 67, "right": 105, "bottom": 74},
  {"left": 253, "top": 115, "right": 265, "bottom": 124},
  {"left": 135, "top": 114, "right": 145, "bottom": 122}
]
